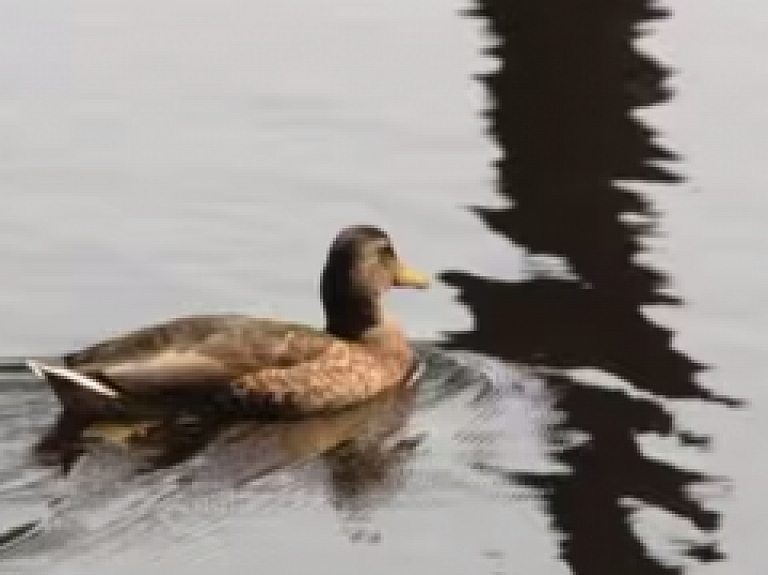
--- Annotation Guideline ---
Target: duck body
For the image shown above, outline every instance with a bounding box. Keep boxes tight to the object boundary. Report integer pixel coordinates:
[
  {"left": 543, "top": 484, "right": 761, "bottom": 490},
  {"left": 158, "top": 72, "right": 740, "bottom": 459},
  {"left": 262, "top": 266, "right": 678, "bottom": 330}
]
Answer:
[
  {"left": 27, "top": 226, "right": 429, "bottom": 418},
  {"left": 33, "top": 314, "right": 417, "bottom": 417}
]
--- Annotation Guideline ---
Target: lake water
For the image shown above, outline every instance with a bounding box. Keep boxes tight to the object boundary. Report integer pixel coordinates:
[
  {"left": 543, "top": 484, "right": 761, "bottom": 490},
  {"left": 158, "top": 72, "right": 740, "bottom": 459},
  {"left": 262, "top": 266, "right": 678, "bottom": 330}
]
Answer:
[{"left": 0, "top": 1, "right": 763, "bottom": 574}]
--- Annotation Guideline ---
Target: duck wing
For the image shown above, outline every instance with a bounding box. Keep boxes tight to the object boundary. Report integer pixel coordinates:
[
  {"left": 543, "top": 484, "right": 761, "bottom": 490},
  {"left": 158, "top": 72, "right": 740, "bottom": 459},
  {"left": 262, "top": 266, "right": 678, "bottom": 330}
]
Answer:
[
  {"left": 38, "top": 315, "right": 337, "bottom": 410},
  {"left": 63, "top": 315, "right": 327, "bottom": 367}
]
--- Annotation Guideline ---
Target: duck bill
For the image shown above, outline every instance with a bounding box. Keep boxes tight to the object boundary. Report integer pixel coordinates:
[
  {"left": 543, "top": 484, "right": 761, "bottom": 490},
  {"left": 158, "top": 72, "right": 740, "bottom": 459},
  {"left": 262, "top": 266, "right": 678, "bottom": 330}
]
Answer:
[{"left": 393, "top": 263, "right": 431, "bottom": 289}]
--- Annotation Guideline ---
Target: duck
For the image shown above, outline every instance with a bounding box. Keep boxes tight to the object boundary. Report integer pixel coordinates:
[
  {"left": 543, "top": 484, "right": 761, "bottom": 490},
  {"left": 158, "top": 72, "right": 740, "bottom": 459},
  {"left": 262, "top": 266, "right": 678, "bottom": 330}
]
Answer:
[{"left": 26, "top": 225, "right": 430, "bottom": 418}]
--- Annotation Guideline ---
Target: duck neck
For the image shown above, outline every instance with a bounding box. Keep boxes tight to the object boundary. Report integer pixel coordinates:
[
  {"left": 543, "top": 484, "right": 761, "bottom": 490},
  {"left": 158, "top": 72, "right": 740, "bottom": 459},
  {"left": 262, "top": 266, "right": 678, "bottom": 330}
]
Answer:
[
  {"left": 324, "top": 289, "right": 382, "bottom": 341},
  {"left": 323, "top": 287, "right": 404, "bottom": 346}
]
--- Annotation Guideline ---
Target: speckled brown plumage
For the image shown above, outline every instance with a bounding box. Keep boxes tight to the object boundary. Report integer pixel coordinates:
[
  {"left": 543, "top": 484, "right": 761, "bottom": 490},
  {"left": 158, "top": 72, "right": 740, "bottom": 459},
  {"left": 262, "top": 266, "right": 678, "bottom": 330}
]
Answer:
[{"left": 29, "top": 226, "right": 430, "bottom": 417}]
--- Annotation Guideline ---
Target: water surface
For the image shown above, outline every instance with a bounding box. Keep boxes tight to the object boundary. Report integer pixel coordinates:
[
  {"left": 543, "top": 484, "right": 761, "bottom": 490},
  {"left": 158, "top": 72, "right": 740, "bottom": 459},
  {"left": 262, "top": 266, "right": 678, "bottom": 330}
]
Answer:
[{"left": 0, "top": 0, "right": 763, "bottom": 574}]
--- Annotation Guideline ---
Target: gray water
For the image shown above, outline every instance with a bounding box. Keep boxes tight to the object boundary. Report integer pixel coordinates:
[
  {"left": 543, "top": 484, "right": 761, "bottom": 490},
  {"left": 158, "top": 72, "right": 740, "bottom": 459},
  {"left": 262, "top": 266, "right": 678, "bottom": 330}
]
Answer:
[{"left": 0, "top": 0, "right": 763, "bottom": 573}]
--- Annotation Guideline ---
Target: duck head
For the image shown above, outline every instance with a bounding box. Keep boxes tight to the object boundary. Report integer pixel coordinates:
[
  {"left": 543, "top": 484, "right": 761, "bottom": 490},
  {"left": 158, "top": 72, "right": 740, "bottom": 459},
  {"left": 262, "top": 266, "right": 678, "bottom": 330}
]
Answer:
[{"left": 320, "top": 226, "right": 430, "bottom": 339}]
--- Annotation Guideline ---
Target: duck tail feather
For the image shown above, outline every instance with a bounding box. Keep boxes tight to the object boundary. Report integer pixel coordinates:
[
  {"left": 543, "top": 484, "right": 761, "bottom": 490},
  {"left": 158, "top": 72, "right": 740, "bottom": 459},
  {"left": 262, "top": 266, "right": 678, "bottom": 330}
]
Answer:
[{"left": 26, "top": 360, "right": 121, "bottom": 399}]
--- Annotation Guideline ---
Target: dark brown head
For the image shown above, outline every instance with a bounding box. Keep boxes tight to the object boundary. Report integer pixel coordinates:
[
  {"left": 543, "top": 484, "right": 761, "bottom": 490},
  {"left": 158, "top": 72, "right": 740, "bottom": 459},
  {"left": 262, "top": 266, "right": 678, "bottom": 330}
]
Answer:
[{"left": 320, "top": 225, "right": 429, "bottom": 339}]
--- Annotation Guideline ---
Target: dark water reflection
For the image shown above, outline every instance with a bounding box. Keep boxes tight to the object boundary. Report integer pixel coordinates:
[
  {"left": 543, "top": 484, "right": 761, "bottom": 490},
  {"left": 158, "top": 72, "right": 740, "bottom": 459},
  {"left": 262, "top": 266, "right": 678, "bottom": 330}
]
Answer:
[{"left": 441, "top": 0, "right": 742, "bottom": 573}]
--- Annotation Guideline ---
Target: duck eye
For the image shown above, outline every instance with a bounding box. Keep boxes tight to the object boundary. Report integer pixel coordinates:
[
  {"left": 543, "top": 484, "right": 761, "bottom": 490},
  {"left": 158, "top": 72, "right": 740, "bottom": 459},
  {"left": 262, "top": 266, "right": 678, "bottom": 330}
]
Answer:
[{"left": 376, "top": 245, "right": 395, "bottom": 260}]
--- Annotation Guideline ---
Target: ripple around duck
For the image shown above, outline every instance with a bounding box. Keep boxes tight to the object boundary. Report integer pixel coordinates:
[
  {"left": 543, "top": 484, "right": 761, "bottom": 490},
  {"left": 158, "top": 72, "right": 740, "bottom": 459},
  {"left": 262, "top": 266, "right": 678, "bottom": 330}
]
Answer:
[{"left": 0, "top": 346, "right": 560, "bottom": 571}]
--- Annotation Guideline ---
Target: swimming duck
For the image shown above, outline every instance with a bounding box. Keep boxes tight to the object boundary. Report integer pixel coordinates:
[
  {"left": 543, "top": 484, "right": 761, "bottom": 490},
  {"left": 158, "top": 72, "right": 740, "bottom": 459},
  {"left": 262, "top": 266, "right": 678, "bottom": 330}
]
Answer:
[{"left": 26, "top": 226, "right": 430, "bottom": 418}]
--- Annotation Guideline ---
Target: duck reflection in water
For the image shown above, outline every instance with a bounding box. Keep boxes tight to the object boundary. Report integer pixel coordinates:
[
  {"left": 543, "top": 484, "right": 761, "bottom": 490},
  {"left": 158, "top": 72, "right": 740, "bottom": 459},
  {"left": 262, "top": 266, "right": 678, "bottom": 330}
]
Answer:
[{"left": 34, "top": 384, "right": 424, "bottom": 530}]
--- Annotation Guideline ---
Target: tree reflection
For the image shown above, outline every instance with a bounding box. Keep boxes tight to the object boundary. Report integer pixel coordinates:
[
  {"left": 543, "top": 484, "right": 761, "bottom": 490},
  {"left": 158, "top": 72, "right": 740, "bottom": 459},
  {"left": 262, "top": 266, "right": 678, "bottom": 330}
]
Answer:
[{"left": 442, "top": 1, "right": 741, "bottom": 572}]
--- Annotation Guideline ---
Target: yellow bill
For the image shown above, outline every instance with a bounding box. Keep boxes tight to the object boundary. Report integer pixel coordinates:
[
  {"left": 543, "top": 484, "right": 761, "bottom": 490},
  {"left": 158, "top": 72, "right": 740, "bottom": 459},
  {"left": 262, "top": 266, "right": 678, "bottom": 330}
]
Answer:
[{"left": 394, "top": 262, "right": 431, "bottom": 289}]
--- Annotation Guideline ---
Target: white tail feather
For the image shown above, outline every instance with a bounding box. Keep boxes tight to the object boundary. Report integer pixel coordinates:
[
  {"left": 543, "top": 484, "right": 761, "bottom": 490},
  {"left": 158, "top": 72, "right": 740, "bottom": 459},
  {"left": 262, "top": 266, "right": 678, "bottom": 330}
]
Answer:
[
  {"left": 26, "top": 360, "right": 120, "bottom": 398},
  {"left": 26, "top": 359, "right": 45, "bottom": 379}
]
